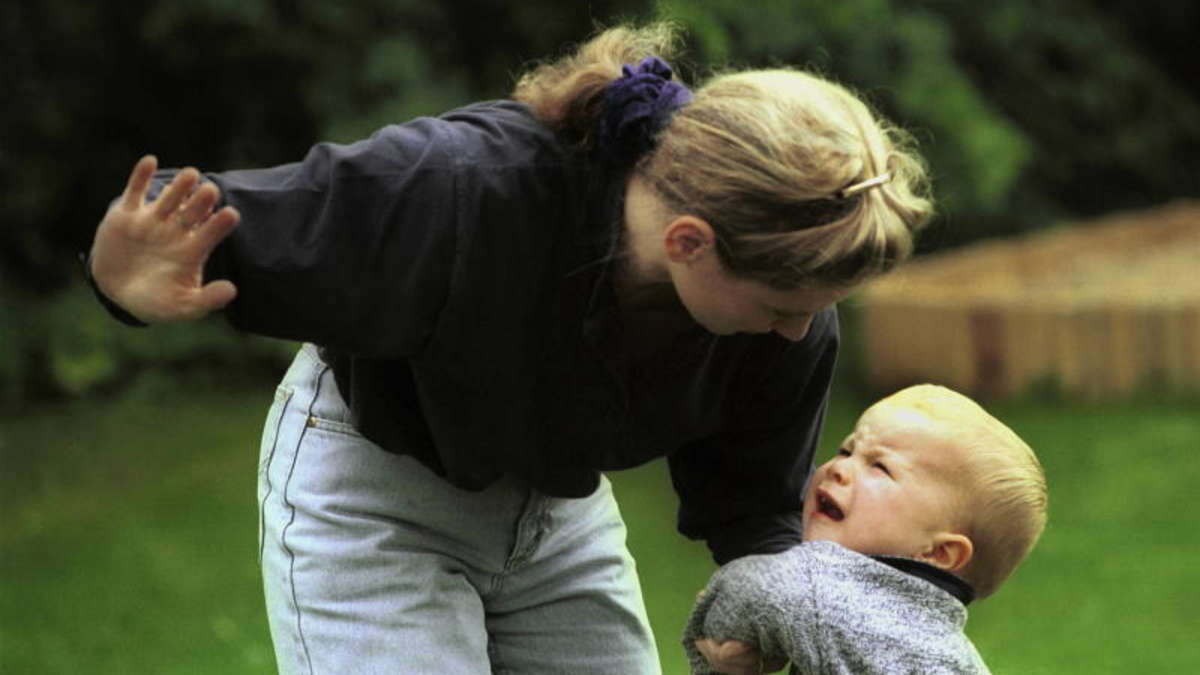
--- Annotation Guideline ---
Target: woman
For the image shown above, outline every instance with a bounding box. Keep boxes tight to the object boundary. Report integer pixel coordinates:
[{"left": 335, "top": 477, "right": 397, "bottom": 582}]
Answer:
[{"left": 87, "top": 23, "right": 931, "bottom": 675}]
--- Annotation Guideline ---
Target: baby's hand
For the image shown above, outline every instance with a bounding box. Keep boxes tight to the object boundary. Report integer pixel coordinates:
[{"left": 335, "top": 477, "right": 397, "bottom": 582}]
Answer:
[
  {"left": 693, "top": 638, "right": 787, "bottom": 674},
  {"left": 90, "top": 155, "right": 240, "bottom": 323},
  {"left": 684, "top": 553, "right": 802, "bottom": 674}
]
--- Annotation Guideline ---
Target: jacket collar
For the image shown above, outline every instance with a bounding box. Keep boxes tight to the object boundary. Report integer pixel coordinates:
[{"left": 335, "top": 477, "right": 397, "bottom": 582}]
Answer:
[{"left": 871, "top": 555, "right": 977, "bottom": 606}]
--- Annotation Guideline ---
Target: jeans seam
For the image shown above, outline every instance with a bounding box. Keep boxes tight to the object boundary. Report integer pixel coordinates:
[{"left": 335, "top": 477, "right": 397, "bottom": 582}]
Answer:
[
  {"left": 490, "top": 492, "right": 543, "bottom": 598},
  {"left": 504, "top": 495, "right": 543, "bottom": 571},
  {"left": 487, "top": 632, "right": 507, "bottom": 674},
  {"left": 259, "top": 386, "right": 294, "bottom": 565},
  {"left": 279, "top": 360, "right": 329, "bottom": 675}
]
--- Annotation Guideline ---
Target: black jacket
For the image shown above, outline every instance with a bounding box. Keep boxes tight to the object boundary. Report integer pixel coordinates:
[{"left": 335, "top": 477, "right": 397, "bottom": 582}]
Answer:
[{"left": 94, "top": 100, "right": 840, "bottom": 564}]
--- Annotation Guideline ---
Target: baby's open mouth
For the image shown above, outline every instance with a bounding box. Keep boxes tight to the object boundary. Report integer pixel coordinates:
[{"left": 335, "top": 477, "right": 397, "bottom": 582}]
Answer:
[{"left": 816, "top": 491, "right": 845, "bottom": 521}]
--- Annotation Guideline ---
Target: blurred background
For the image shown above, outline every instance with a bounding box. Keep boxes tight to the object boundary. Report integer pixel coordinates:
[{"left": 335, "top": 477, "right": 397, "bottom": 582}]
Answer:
[{"left": 2, "top": 0, "right": 1197, "bottom": 673}]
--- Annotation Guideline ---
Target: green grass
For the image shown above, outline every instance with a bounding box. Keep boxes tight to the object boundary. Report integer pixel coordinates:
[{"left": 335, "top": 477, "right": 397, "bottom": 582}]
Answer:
[
  {"left": 0, "top": 377, "right": 276, "bottom": 674},
  {"left": 3, "top": 378, "right": 1198, "bottom": 674}
]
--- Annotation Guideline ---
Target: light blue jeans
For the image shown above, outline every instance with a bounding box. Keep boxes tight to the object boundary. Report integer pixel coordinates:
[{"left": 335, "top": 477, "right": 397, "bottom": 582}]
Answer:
[{"left": 257, "top": 345, "right": 660, "bottom": 674}]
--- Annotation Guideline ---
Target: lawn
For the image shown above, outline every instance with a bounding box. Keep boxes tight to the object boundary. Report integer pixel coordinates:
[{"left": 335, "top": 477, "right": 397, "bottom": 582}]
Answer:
[{"left": 2, "top": 372, "right": 1198, "bottom": 673}]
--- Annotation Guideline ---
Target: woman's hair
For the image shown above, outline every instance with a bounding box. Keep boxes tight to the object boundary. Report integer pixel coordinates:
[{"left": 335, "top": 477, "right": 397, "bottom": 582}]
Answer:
[
  {"left": 882, "top": 384, "right": 1049, "bottom": 600},
  {"left": 513, "top": 22, "right": 933, "bottom": 289},
  {"left": 513, "top": 23, "right": 684, "bottom": 150}
]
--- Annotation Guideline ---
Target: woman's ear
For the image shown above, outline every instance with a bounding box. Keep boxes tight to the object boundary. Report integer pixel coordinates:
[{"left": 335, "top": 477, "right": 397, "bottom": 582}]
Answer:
[
  {"left": 919, "top": 533, "right": 974, "bottom": 573},
  {"left": 662, "top": 216, "right": 715, "bottom": 263}
]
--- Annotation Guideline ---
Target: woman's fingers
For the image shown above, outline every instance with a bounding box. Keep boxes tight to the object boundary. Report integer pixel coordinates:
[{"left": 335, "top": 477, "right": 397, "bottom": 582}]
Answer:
[
  {"left": 192, "top": 205, "right": 240, "bottom": 258},
  {"left": 121, "top": 154, "right": 158, "bottom": 210},
  {"left": 176, "top": 181, "right": 220, "bottom": 227},
  {"left": 191, "top": 279, "right": 238, "bottom": 317},
  {"left": 151, "top": 167, "right": 201, "bottom": 219}
]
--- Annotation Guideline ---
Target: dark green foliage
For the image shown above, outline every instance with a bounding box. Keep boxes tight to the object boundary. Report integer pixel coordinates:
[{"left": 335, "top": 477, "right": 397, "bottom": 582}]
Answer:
[
  {"left": 923, "top": 0, "right": 1200, "bottom": 245},
  {"left": 1, "top": 0, "right": 648, "bottom": 400},
  {"left": 2, "top": 0, "right": 653, "bottom": 295}
]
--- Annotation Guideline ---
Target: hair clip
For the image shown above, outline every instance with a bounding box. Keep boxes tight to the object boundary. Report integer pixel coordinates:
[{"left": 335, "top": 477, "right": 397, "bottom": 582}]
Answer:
[{"left": 835, "top": 172, "right": 892, "bottom": 200}]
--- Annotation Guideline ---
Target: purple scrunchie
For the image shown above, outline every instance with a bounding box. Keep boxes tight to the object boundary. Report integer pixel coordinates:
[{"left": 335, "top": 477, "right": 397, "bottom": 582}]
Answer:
[{"left": 598, "top": 56, "right": 693, "bottom": 166}]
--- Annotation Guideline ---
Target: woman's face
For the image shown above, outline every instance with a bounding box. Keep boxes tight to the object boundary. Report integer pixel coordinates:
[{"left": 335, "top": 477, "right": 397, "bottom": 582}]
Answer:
[{"left": 668, "top": 250, "right": 851, "bottom": 341}]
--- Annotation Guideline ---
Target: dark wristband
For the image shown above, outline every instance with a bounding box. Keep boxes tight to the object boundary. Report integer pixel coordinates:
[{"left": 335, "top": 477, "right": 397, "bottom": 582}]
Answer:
[{"left": 79, "top": 251, "right": 149, "bottom": 327}]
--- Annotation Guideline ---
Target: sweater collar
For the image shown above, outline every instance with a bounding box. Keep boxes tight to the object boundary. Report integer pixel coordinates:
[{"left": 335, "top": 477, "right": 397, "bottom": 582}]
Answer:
[{"left": 871, "top": 555, "right": 977, "bottom": 606}]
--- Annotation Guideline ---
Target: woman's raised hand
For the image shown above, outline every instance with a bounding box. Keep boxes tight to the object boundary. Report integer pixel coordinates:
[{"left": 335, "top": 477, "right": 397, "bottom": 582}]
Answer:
[{"left": 89, "top": 155, "right": 241, "bottom": 323}]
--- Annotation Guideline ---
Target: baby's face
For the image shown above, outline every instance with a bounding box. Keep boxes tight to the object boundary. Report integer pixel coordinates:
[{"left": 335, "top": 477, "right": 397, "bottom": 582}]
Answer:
[{"left": 803, "top": 400, "right": 966, "bottom": 559}]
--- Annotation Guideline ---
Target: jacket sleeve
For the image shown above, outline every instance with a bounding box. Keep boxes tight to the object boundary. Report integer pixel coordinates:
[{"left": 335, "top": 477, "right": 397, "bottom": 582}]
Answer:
[
  {"left": 203, "top": 116, "right": 465, "bottom": 357},
  {"left": 668, "top": 307, "right": 839, "bottom": 564},
  {"left": 102, "top": 116, "right": 463, "bottom": 358}
]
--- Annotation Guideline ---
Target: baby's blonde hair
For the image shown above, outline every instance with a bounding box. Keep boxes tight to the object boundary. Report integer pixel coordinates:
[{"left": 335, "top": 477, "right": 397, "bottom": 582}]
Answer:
[
  {"left": 881, "top": 384, "right": 1048, "bottom": 599},
  {"left": 514, "top": 22, "right": 933, "bottom": 289}
]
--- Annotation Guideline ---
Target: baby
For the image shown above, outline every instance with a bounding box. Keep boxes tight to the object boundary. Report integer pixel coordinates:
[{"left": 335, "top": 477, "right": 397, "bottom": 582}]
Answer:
[{"left": 684, "top": 384, "right": 1047, "bottom": 674}]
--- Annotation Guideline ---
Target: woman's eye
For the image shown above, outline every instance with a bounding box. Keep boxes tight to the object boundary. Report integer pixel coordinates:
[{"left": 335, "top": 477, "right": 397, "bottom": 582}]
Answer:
[
  {"left": 836, "top": 447, "right": 851, "bottom": 457},
  {"left": 874, "top": 462, "right": 891, "bottom": 476}
]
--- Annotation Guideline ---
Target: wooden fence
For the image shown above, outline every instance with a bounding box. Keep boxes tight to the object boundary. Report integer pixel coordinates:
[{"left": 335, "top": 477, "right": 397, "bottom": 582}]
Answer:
[{"left": 858, "top": 201, "right": 1200, "bottom": 398}]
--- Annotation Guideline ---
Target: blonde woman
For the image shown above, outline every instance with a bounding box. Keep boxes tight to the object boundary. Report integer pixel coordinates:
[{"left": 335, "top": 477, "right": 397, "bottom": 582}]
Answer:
[{"left": 87, "top": 23, "right": 932, "bottom": 675}]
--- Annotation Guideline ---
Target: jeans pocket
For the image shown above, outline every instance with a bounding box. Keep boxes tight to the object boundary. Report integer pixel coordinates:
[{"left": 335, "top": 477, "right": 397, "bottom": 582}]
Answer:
[{"left": 304, "top": 413, "right": 363, "bottom": 438}]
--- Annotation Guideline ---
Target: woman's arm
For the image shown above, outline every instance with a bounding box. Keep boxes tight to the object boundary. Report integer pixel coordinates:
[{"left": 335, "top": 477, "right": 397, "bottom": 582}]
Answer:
[
  {"left": 669, "top": 307, "right": 840, "bottom": 564},
  {"left": 87, "top": 115, "right": 463, "bottom": 358}
]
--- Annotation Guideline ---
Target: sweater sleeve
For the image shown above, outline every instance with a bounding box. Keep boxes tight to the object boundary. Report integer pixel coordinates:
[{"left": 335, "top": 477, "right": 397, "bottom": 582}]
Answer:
[
  {"left": 669, "top": 307, "right": 840, "bottom": 564},
  {"left": 682, "top": 547, "right": 824, "bottom": 674}
]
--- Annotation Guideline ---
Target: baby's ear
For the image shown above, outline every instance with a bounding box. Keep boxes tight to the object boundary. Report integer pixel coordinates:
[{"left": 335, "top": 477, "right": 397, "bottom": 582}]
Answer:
[{"left": 920, "top": 533, "right": 973, "bottom": 573}]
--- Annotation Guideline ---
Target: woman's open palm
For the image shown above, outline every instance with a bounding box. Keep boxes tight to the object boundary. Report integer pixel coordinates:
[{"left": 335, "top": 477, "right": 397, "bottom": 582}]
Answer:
[{"left": 89, "top": 155, "right": 241, "bottom": 323}]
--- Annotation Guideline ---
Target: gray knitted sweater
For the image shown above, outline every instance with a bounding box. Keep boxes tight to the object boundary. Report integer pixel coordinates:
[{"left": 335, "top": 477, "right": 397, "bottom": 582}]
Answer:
[{"left": 683, "top": 541, "right": 990, "bottom": 674}]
